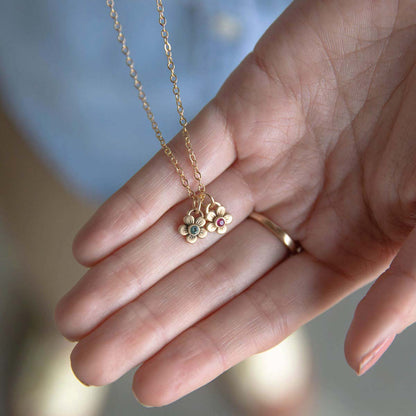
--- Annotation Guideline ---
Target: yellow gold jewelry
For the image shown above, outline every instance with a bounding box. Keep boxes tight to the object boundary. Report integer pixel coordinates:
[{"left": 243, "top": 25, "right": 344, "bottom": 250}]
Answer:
[
  {"left": 248, "top": 212, "right": 303, "bottom": 254},
  {"left": 106, "top": 0, "right": 232, "bottom": 243},
  {"left": 205, "top": 195, "right": 233, "bottom": 234}
]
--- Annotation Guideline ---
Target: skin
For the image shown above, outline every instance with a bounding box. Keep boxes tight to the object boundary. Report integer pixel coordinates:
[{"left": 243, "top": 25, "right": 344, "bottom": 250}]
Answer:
[{"left": 54, "top": 0, "right": 416, "bottom": 407}]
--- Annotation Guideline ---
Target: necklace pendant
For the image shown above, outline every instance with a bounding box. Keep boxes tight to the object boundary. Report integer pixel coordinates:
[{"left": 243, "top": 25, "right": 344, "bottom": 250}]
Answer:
[
  {"left": 178, "top": 209, "right": 208, "bottom": 244},
  {"left": 177, "top": 193, "right": 232, "bottom": 243},
  {"left": 205, "top": 200, "right": 232, "bottom": 235}
]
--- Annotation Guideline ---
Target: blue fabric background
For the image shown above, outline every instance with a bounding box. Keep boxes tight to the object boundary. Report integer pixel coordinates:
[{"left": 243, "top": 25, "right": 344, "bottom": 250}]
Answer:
[{"left": 0, "top": 0, "right": 291, "bottom": 201}]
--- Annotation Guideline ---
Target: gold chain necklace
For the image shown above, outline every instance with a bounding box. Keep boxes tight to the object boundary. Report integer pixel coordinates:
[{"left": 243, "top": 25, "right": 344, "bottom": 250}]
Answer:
[{"left": 106, "top": 0, "right": 232, "bottom": 243}]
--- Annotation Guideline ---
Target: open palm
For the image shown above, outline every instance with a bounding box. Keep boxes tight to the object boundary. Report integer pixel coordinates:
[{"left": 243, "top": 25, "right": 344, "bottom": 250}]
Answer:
[{"left": 55, "top": 0, "right": 416, "bottom": 406}]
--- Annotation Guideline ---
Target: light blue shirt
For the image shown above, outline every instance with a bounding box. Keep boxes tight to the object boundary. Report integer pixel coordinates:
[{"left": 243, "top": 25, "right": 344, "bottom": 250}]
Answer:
[{"left": 0, "top": 0, "right": 291, "bottom": 201}]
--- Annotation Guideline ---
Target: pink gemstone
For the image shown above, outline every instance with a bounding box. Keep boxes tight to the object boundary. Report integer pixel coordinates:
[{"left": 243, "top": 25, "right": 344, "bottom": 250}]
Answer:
[{"left": 216, "top": 218, "right": 225, "bottom": 227}]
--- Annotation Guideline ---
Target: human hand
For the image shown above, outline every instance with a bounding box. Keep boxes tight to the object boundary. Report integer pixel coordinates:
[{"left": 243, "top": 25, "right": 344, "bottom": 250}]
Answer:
[{"left": 55, "top": 0, "right": 416, "bottom": 406}]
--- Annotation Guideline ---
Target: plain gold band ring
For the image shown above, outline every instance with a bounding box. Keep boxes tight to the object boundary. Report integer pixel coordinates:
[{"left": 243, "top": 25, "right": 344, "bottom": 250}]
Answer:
[{"left": 248, "top": 211, "right": 303, "bottom": 255}]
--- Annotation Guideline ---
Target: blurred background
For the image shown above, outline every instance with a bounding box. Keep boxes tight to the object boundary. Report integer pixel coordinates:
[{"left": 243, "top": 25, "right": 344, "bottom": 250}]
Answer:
[{"left": 1, "top": 0, "right": 416, "bottom": 415}]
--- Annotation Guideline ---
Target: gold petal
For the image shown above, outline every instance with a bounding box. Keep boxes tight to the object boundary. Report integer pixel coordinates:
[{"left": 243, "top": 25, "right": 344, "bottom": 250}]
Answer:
[
  {"left": 206, "top": 211, "right": 216, "bottom": 222},
  {"left": 186, "top": 234, "right": 197, "bottom": 243},
  {"left": 206, "top": 222, "right": 217, "bottom": 232},
  {"left": 216, "top": 205, "right": 226, "bottom": 216},
  {"left": 178, "top": 224, "right": 189, "bottom": 235},
  {"left": 184, "top": 215, "right": 194, "bottom": 225},
  {"left": 224, "top": 214, "right": 233, "bottom": 224},
  {"left": 217, "top": 225, "right": 227, "bottom": 234},
  {"left": 196, "top": 216, "right": 206, "bottom": 227},
  {"left": 198, "top": 228, "right": 208, "bottom": 238}
]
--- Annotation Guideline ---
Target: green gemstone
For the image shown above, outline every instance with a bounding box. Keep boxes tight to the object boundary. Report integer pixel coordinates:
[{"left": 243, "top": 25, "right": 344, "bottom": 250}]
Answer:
[{"left": 189, "top": 225, "right": 200, "bottom": 236}]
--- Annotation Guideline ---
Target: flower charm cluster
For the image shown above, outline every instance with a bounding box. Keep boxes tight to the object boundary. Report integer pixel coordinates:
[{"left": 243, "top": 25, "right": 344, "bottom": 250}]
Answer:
[
  {"left": 178, "top": 203, "right": 233, "bottom": 243},
  {"left": 178, "top": 214, "right": 207, "bottom": 244},
  {"left": 205, "top": 205, "right": 233, "bottom": 234}
]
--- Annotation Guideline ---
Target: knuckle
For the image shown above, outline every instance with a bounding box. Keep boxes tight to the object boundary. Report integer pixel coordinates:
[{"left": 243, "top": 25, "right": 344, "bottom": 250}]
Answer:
[
  {"left": 191, "top": 325, "right": 228, "bottom": 372},
  {"left": 244, "top": 285, "right": 289, "bottom": 344},
  {"left": 120, "top": 183, "right": 151, "bottom": 223},
  {"left": 251, "top": 48, "right": 276, "bottom": 84},
  {"left": 124, "top": 300, "right": 168, "bottom": 347},
  {"left": 189, "top": 251, "right": 237, "bottom": 298}
]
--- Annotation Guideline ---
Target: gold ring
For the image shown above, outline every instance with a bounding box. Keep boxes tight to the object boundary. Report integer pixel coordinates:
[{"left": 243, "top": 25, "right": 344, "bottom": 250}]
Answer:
[{"left": 248, "top": 211, "right": 303, "bottom": 255}]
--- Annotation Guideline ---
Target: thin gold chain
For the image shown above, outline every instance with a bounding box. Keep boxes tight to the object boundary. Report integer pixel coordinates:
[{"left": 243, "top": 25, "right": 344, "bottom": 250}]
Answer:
[{"left": 106, "top": 0, "right": 205, "bottom": 202}]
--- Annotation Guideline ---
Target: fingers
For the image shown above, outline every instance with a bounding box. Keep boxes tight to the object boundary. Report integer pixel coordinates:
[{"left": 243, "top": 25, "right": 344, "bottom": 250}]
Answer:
[
  {"left": 345, "top": 226, "right": 416, "bottom": 376},
  {"left": 72, "top": 99, "right": 236, "bottom": 266},
  {"left": 55, "top": 166, "right": 253, "bottom": 341},
  {"left": 68, "top": 218, "right": 289, "bottom": 386},
  {"left": 131, "top": 251, "right": 357, "bottom": 407}
]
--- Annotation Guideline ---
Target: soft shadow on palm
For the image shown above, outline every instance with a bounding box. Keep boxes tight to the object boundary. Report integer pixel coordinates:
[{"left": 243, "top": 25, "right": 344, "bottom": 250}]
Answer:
[
  {"left": 213, "top": 0, "right": 416, "bottom": 315},
  {"left": 55, "top": 0, "right": 416, "bottom": 407},
  {"left": 219, "top": 0, "right": 415, "bottom": 266}
]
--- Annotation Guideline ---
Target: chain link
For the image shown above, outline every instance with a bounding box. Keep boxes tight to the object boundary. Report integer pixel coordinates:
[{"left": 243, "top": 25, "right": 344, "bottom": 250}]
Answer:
[{"left": 106, "top": 0, "right": 205, "bottom": 202}]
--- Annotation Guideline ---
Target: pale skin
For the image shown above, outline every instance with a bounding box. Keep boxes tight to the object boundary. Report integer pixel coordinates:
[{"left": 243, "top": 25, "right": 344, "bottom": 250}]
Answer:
[{"left": 55, "top": 0, "right": 416, "bottom": 407}]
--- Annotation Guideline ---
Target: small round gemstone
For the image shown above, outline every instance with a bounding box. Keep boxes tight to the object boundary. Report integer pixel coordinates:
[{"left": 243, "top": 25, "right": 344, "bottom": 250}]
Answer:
[
  {"left": 189, "top": 225, "right": 200, "bottom": 236},
  {"left": 216, "top": 217, "right": 225, "bottom": 227}
]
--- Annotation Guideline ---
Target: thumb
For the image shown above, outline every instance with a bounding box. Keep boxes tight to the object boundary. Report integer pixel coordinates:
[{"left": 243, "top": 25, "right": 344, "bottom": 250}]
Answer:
[{"left": 344, "top": 226, "right": 416, "bottom": 375}]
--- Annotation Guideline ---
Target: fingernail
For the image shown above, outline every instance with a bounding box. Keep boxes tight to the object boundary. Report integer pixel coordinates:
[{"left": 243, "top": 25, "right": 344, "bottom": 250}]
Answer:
[
  {"left": 357, "top": 334, "right": 396, "bottom": 376},
  {"left": 132, "top": 391, "right": 153, "bottom": 408}
]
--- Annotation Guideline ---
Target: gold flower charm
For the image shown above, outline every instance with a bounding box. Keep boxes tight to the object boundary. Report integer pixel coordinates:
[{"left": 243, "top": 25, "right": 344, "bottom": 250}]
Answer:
[
  {"left": 178, "top": 214, "right": 208, "bottom": 243},
  {"left": 206, "top": 205, "right": 232, "bottom": 234}
]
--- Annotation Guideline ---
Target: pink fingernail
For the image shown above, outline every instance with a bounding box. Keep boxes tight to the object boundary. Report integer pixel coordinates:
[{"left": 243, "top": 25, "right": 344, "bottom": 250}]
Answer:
[{"left": 357, "top": 334, "right": 396, "bottom": 376}]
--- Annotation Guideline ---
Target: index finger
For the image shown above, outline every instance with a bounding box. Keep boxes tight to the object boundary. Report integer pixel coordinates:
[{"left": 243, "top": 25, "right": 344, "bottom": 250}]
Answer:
[{"left": 73, "top": 99, "right": 236, "bottom": 266}]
